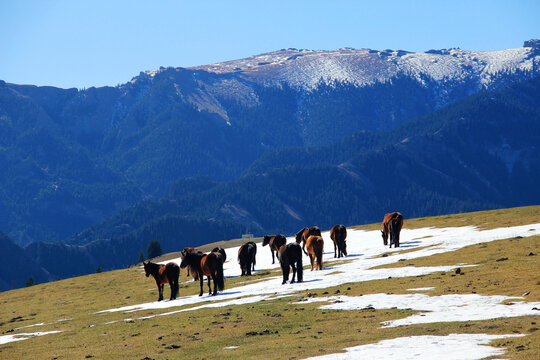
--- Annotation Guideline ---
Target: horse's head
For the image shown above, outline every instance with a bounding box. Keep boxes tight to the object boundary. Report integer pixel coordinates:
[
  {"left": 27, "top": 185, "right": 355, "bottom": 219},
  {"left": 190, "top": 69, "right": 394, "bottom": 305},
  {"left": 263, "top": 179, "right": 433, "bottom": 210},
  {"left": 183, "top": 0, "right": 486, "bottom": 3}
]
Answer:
[
  {"left": 262, "top": 235, "right": 271, "bottom": 247},
  {"left": 295, "top": 228, "right": 307, "bottom": 243},
  {"left": 381, "top": 230, "right": 388, "bottom": 246},
  {"left": 143, "top": 261, "right": 151, "bottom": 277},
  {"left": 179, "top": 255, "right": 189, "bottom": 269}
]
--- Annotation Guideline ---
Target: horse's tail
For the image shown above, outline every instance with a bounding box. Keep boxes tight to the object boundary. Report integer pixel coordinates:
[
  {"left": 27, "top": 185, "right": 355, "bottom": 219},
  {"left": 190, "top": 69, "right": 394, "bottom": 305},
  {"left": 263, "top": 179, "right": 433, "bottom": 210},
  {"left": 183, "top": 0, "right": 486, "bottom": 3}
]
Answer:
[
  {"left": 215, "top": 258, "right": 225, "bottom": 291},
  {"left": 172, "top": 265, "right": 180, "bottom": 298}
]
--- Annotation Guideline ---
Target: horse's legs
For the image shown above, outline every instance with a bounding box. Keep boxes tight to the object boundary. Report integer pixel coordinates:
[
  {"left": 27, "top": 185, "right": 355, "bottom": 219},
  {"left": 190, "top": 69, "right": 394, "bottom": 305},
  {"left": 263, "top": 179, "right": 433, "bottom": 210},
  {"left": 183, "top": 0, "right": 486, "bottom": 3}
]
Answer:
[
  {"left": 198, "top": 274, "right": 204, "bottom": 296},
  {"left": 302, "top": 242, "right": 308, "bottom": 255},
  {"left": 281, "top": 263, "right": 289, "bottom": 284},
  {"left": 207, "top": 276, "right": 212, "bottom": 295},
  {"left": 271, "top": 250, "right": 275, "bottom": 264},
  {"left": 309, "top": 253, "right": 314, "bottom": 271},
  {"left": 334, "top": 242, "right": 337, "bottom": 258},
  {"left": 290, "top": 263, "right": 297, "bottom": 283},
  {"left": 212, "top": 274, "right": 217, "bottom": 295},
  {"left": 317, "top": 252, "right": 323, "bottom": 270}
]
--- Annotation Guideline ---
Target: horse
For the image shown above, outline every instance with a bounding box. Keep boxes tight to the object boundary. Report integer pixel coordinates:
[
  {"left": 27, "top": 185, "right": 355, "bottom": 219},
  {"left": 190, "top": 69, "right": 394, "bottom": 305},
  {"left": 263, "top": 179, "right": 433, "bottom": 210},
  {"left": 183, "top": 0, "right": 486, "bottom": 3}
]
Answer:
[
  {"left": 262, "top": 234, "right": 286, "bottom": 264},
  {"left": 330, "top": 224, "right": 347, "bottom": 258},
  {"left": 180, "top": 247, "right": 203, "bottom": 280},
  {"left": 143, "top": 261, "right": 180, "bottom": 301},
  {"left": 306, "top": 235, "right": 324, "bottom": 270},
  {"left": 381, "top": 212, "right": 404, "bottom": 248},
  {"left": 211, "top": 247, "right": 227, "bottom": 263},
  {"left": 238, "top": 241, "right": 257, "bottom": 276},
  {"left": 179, "top": 251, "right": 225, "bottom": 296},
  {"left": 295, "top": 226, "right": 322, "bottom": 255},
  {"left": 278, "top": 242, "right": 303, "bottom": 284}
]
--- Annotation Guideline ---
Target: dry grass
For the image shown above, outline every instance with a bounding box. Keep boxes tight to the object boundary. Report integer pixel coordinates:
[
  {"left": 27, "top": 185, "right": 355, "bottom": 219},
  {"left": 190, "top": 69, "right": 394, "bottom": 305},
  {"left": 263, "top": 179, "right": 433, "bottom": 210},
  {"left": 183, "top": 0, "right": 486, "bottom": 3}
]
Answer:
[{"left": 1, "top": 205, "right": 539, "bottom": 359}]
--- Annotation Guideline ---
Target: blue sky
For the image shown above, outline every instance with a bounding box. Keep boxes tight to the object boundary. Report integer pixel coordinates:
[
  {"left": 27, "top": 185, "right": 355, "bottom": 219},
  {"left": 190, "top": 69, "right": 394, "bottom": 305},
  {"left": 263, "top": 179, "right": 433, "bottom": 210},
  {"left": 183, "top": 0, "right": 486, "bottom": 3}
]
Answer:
[{"left": 1, "top": 0, "right": 538, "bottom": 89}]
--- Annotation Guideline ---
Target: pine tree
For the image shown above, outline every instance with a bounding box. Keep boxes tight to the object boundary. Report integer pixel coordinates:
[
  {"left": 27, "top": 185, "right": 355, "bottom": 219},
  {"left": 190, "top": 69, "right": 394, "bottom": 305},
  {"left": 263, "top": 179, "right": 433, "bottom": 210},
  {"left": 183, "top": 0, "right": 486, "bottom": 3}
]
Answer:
[
  {"left": 137, "top": 250, "right": 145, "bottom": 263},
  {"left": 25, "top": 277, "right": 35, "bottom": 287},
  {"left": 147, "top": 240, "right": 162, "bottom": 259}
]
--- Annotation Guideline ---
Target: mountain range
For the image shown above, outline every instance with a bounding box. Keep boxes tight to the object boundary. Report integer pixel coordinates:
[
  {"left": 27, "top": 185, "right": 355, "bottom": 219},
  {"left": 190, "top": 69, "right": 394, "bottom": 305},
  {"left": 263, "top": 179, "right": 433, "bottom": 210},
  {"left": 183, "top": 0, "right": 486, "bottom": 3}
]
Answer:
[{"left": 1, "top": 40, "right": 539, "bottom": 289}]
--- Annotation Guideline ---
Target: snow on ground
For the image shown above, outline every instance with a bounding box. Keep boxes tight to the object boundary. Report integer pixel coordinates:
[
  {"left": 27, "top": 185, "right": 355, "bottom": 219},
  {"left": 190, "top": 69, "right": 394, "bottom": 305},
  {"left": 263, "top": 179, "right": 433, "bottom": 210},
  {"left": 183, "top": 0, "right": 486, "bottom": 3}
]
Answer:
[
  {"left": 100, "top": 223, "right": 540, "bottom": 315},
  {"left": 7, "top": 223, "right": 538, "bottom": 355},
  {"left": 304, "top": 333, "right": 525, "bottom": 360},
  {"left": 0, "top": 331, "right": 62, "bottom": 345},
  {"left": 96, "top": 222, "right": 540, "bottom": 359},
  {"left": 296, "top": 293, "right": 540, "bottom": 327}
]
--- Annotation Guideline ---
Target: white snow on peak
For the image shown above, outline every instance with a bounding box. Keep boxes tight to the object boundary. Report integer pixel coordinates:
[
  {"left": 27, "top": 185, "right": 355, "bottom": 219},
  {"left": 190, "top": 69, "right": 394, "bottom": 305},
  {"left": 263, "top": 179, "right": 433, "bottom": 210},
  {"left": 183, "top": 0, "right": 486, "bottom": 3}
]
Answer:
[{"left": 188, "top": 46, "right": 538, "bottom": 90}]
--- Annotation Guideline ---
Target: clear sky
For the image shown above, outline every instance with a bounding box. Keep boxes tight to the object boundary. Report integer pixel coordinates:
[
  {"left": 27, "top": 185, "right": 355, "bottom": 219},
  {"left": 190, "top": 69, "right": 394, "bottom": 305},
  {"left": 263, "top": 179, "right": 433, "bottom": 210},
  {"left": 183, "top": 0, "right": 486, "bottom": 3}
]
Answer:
[{"left": 1, "top": 0, "right": 538, "bottom": 89}]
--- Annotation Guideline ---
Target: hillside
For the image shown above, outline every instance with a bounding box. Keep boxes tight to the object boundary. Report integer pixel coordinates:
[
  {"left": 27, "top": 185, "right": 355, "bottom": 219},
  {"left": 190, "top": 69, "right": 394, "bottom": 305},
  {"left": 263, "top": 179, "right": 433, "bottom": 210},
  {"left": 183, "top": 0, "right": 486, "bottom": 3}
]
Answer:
[
  {"left": 23, "top": 74, "right": 540, "bottom": 280},
  {"left": 1, "top": 206, "right": 539, "bottom": 359},
  {"left": 1, "top": 40, "right": 539, "bottom": 246}
]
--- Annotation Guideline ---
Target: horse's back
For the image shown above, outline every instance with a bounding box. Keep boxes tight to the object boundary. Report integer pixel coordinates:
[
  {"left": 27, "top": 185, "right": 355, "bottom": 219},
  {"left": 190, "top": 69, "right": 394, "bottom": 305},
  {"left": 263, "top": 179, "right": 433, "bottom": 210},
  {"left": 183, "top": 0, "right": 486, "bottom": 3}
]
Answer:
[
  {"left": 306, "top": 235, "right": 324, "bottom": 253},
  {"left": 309, "top": 226, "right": 322, "bottom": 237},
  {"left": 280, "top": 242, "right": 302, "bottom": 262},
  {"left": 271, "top": 234, "right": 286, "bottom": 250},
  {"left": 331, "top": 224, "right": 346, "bottom": 241}
]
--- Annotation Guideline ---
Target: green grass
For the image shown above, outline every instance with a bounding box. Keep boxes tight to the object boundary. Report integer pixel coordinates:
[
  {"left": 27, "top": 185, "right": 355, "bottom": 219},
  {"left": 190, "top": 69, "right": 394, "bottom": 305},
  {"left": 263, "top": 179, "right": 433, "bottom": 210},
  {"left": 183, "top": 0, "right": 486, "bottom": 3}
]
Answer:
[{"left": 1, "top": 205, "right": 539, "bottom": 359}]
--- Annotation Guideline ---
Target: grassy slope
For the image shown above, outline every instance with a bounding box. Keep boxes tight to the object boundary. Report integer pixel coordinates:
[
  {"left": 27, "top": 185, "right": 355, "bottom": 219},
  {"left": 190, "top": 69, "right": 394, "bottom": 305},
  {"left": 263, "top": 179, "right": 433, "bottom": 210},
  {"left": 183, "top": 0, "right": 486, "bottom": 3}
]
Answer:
[{"left": 0, "top": 205, "right": 539, "bottom": 359}]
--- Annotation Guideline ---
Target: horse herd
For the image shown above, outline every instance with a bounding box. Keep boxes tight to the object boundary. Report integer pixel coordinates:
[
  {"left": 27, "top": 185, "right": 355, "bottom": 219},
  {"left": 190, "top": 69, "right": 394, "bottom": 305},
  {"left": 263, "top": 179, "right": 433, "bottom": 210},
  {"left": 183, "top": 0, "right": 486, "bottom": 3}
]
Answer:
[{"left": 143, "top": 212, "right": 404, "bottom": 301}]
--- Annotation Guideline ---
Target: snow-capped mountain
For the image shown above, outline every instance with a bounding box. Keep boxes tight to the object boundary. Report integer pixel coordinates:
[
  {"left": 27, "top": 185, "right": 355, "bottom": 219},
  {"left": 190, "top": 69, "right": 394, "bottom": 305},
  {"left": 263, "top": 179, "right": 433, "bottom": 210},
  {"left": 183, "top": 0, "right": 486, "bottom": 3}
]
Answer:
[
  {"left": 186, "top": 41, "right": 539, "bottom": 90},
  {"left": 0, "top": 40, "right": 539, "bottom": 253}
]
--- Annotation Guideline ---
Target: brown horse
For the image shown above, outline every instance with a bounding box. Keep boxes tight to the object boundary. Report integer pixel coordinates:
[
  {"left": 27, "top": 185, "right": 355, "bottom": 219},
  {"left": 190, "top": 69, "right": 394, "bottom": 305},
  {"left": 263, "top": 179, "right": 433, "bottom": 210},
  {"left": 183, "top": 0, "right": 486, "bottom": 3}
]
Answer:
[
  {"left": 238, "top": 241, "right": 257, "bottom": 276},
  {"left": 295, "top": 226, "right": 322, "bottom": 255},
  {"left": 381, "top": 212, "right": 404, "bottom": 248},
  {"left": 278, "top": 242, "right": 303, "bottom": 284},
  {"left": 306, "top": 235, "right": 324, "bottom": 270},
  {"left": 143, "top": 261, "right": 180, "bottom": 301},
  {"left": 180, "top": 247, "right": 203, "bottom": 280},
  {"left": 179, "top": 251, "right": 224, "bottom": 296},
  {"left": 330, "top": 224, "right": 348, "bottom": 258},
  {"left": 262, "top": 234, "right": 286, "bottom": 264}
]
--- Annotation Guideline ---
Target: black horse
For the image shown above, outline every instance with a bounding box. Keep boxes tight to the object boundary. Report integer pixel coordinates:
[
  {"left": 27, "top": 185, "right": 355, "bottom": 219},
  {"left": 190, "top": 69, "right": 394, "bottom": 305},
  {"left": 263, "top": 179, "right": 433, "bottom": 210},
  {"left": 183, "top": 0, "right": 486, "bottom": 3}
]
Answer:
[
  {"left": 389, "top": 213, "right": 404, "bottom": 248},
  {"left": 238, "top": 241, "right": 257, "bottom": 276},
  {"left": 278, "top": 243, "right": 303, "bottom": 285},
  {"left": 143, "top": 261, "right": 180, "bottom": 301},
  {"left": 330, "top": 224, "right": 348, "bottom": 258}
]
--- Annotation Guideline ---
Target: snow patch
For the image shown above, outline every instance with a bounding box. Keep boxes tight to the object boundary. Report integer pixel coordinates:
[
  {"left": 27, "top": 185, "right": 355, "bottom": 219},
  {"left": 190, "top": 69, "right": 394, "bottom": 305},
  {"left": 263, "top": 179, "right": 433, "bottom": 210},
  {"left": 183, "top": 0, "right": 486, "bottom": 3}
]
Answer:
[{"left": 304, "top": 333, "right": 524, "bottom": 360}]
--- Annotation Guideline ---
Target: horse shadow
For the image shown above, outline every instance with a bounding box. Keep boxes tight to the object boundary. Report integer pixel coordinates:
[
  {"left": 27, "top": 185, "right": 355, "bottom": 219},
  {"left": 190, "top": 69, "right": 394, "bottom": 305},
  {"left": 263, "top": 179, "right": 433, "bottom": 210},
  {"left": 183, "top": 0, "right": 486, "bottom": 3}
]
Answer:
[
  {"left": 399, "top": 241, "right": 422, "bottom": 248},
  {"left": 214, "top": 291, "right": 241, "bottom": 296}
]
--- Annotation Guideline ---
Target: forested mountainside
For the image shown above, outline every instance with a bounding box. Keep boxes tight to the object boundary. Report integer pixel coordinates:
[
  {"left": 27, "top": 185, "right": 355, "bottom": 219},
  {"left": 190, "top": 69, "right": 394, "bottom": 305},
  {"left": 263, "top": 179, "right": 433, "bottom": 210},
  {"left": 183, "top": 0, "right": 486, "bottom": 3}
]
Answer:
[
  {"left": 16, "top": 75, "right": 539, "bottom": 282},
  {"left": 1, "top": 41, "right": 538, "bottom": 246},
  {"left": 1, "top": 41, "right": 539, "bottom": 288}
]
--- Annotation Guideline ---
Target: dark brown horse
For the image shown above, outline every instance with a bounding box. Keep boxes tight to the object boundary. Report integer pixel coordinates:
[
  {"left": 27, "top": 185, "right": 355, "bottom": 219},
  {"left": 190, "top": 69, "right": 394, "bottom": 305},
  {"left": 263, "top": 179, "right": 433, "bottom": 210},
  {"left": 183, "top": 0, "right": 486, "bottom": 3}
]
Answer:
[
  {"left": 238, "top": 241, "right": 257, "bottom": 276},
  {"left": 211, "top": 247, "right": 227, "bottom": 263},
  {"left": 179, "top": 251, "right": 224, "bottom": 296},
  {"left": 262, "top": 234, "right": 286, "bottom": 264},
  {"left": 295, "top": 226, "right": 322, "bottom": 255},
  {"left": 330, "top": 224, "right": 348, "bottom": 258},
  {"left": 143, "top": 261, "right": 180, "bottom": 301},
  {"left": 180, "top": 247, "right": 203, "bottom": 280},
  {"left": 278, "top": 242, "right": 303, "bottom": 284},
  {"left": 306, "top": 235, "right": 324, "bottom": 270},
  {"left": 381, "top": 212, "right": 404, "bottom": 248}
]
